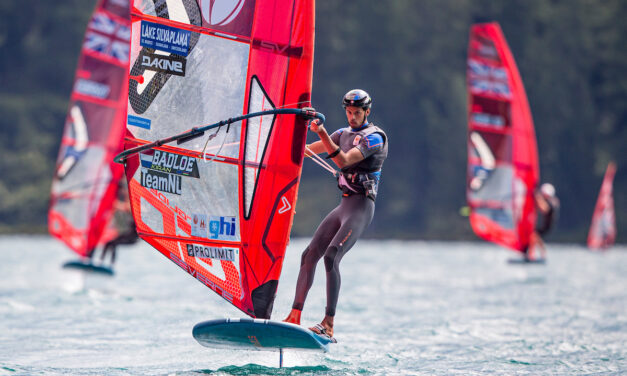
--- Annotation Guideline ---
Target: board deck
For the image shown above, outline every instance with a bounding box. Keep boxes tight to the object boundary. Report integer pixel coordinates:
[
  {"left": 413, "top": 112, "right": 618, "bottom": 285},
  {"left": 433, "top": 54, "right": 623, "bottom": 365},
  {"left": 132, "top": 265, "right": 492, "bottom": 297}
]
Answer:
[
  {"left": 192, "top": 318, "right": 335, "bottom": 352},
  {"left": 62, "top": 260, "right": 114, "bottom": 276}
]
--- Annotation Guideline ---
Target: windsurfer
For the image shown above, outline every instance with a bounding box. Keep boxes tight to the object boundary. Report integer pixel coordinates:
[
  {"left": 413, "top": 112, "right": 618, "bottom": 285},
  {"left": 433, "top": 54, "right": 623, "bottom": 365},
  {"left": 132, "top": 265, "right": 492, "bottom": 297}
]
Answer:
[
  {"left": 99, "top": 180, "right": 138, "bottom": 264},
  {"left": 283, "top": 89, "right": 388, "bottom": 338},
  {"left": 525, "top": 183, "right": 560, "bottom": 260}
]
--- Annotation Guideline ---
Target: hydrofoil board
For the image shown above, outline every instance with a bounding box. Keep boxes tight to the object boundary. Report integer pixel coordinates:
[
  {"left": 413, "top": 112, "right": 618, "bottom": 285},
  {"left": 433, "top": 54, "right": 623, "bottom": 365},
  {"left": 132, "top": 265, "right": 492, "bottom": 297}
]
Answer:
[
  {"left": 507, "top": 258, "right": 546, "bottom": 265},
  {"left": 63, "top": 259, "right": 114, "bottom": 276},
  {"left": 192, "top": 318, "right": 335, "bottom": 352}
]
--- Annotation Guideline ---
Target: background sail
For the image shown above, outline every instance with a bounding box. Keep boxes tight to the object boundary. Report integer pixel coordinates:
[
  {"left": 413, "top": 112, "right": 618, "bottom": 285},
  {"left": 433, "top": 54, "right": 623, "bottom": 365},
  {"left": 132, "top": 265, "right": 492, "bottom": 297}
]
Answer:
[
  {"left": 587, "top": 162, "right": 617, "bottom": 250},
  {"left": 49, "top": 0, "right": 131, "bottom": 257},
  {"left": 123, "top": 0, "right": 315, "bottom": 318},
  {"left": 466, "top": 22, "right": 539, "bottom": 253}
]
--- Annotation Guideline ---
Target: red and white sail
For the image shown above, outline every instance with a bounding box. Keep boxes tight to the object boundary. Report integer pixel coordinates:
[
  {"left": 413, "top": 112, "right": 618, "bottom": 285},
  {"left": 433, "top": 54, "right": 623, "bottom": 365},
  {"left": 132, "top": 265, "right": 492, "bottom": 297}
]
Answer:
[
  {"left": 122, "top": 0, "right": 316, "bottom": 318},
  {"left": 49, "top": 0, "right": 131, "bottom": 257},
  {"left": 588, "top": 162, "right": 617, "bottom": 250},
  {"left": 466, "top": 22, "right": 540, "bottom": 253}
]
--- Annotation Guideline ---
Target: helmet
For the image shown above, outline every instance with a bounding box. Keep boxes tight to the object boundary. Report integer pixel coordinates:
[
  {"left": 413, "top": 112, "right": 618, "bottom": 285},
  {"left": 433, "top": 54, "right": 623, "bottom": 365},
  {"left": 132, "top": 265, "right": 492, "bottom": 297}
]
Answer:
[
  {"left": 342, "top": 89, "right": 372, "bottom": 109},
  {"left": 540, "top": 183, "right": 556, "bottom": 198}
]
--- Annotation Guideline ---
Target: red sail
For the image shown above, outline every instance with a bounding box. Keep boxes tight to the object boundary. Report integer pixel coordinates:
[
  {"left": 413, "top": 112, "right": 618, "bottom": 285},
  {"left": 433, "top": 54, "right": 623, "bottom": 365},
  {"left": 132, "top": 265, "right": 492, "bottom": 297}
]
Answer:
[
  {"left": 49, "top": 0, "right": 131, "bottom": 257},
  {"left": 588, "top": 162, "right": 617, "bottom": 250},
  {"left": 466, "top": 23, "right": 540, "bottom": 253},
  {"left": 122, "top": 0, "right": 315, "bottom": 319}
]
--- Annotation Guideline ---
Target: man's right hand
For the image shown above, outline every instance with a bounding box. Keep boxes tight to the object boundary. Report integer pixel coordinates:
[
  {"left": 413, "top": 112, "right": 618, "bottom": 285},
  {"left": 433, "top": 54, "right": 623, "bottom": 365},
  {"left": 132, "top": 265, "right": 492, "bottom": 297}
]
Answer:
[{"left": 309, "top": 119, "right": 324, "bottom": 134}]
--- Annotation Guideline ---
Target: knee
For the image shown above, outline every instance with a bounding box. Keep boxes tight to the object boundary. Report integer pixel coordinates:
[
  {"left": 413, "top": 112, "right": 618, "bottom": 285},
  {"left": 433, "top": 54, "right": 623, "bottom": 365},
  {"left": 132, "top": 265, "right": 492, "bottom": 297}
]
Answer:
[
  {"left": 323, "top": 246, "right": 340, "bottom": 273},
  {"left": 301, "top": 246, "right": 322, "bottom": 267}
]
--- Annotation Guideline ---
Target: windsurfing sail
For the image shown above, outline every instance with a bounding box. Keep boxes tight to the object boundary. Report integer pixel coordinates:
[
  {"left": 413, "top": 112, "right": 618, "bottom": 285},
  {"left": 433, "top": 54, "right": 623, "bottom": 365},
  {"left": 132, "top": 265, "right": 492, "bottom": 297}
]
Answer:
[
  {"left": 49, "top": 0, "right": 131, "bottom": 257},
  {"left": 466, "top": 22, "right": 540, "bottom": 253},
  {"left": 121, "top": 0, "right": 316, "bottom": 319},
  {"left": 587, "top": 162, "right": 617, "bottom": 250}
]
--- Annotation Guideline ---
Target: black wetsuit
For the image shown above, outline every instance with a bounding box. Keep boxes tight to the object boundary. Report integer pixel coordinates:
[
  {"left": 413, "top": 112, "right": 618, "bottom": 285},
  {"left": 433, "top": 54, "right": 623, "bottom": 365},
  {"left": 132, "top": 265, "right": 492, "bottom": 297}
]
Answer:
[
  {"left": 291, "top": 122, "right": 387, "bottom": 317},
  {"left": 536, "top": 198, "right": 558, "bottom": 236},
  {"left": 100, "top": 212, "right": 138, "bottom": 264}
]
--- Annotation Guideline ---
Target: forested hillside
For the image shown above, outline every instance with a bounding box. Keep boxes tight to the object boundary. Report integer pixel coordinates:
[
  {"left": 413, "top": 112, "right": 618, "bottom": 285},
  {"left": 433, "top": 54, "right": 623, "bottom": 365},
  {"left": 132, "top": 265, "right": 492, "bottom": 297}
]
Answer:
[{"left": 0, "top": 0, "right": 625, "bottom": 243}]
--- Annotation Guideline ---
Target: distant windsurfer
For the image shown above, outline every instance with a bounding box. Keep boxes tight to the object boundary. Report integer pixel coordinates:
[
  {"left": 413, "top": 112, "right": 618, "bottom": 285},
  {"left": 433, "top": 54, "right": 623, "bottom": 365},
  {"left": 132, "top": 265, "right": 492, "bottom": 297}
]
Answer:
[
  {"left": 283, "top": 89, "right": 388, "bottom": 338},
  {"left": 99, "top": 180, "right": 138, "bottom": 264},
  {"left": 525, "top": 183, "right": 559, "bottom": 261}
]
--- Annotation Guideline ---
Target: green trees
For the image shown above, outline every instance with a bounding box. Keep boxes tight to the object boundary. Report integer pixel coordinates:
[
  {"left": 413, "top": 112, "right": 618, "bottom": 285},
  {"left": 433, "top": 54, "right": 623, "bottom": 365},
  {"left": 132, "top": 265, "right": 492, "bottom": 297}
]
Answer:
[{"left": 0, "top": 1, "right": 624, "bottom": 242}]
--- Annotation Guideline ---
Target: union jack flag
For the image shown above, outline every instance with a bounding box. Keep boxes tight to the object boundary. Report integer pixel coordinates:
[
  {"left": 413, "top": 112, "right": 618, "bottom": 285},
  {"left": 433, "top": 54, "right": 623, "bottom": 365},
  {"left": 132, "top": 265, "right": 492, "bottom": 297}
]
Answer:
[
  {"left": 89, "top": 12, "right": 117, "bottom": 34},
  {"left": 468, "top": 59, "right": 511, "bottom": 99},
  {"left": 83, "top": 11, "right": 129, "bottom": 64}
]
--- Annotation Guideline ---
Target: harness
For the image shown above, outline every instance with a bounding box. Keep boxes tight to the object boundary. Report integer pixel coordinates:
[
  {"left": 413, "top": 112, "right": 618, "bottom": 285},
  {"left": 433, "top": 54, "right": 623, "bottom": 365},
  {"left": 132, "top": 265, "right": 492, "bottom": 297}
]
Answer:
[{"left": 335, "top": 124, "right": 387, "bottom": 201}]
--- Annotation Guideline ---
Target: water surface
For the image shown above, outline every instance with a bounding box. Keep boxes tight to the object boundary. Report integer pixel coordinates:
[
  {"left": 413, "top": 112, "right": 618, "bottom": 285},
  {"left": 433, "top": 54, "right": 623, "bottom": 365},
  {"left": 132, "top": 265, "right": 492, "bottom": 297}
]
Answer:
[{"left": 0, "top": 236, "right": 625, "bottom": 375}]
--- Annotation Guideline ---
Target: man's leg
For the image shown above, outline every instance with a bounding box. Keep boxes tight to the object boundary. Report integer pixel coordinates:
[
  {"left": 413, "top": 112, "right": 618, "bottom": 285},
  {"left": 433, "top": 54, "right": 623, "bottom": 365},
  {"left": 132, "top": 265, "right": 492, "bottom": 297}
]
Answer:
[
  {"left": 312, "top": 195, "right": 375, "bottom": 337},
  {"left": 284, "top": 204, "right": 342, "bottom": 324}
]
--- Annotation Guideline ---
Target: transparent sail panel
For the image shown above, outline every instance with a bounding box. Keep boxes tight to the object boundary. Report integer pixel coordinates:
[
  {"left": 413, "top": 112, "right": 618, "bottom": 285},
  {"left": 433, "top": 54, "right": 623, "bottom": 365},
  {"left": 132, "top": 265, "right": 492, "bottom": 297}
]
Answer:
[
  {"left": 128, "top": 31, "right": 249, "bottom": 155},
  {"left": 244, "top": 77, "right": 276, "bottom": 218},
  {"left": 140, "top": 196, "right": 165, "bottom": 233},
  {"left": 469, "top": 166, "right": 514, "bottom": 229},
  {"left": 133, "top": 150, "right": 241, "bottom": 241},
  {"left": 51, "top": 147, "right": 110, "bottom": 230}
]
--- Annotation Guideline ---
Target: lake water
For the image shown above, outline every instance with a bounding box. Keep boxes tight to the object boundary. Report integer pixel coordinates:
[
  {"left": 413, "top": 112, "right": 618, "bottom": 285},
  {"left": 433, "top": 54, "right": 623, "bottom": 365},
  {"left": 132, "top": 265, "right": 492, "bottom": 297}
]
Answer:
[{"left": 0, "top": 236, "right": 625, "bottom": 375}]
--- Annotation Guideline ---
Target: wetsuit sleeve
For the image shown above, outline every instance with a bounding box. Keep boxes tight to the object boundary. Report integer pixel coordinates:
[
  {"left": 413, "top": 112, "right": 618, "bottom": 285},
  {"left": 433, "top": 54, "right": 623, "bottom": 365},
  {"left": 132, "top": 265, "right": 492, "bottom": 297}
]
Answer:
[{"left": 356, "top": 133, "right": 384, "bottom": 158}]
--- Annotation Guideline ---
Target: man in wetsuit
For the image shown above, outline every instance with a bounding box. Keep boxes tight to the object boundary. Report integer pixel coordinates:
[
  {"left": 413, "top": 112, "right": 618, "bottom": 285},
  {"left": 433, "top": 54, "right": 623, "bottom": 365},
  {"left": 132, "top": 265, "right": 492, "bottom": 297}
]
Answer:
[
  {"left": 526, "top": 183, "right": 560, "bottom": 260},
  {"left": 100, "top": 180, "right": 138, "bottom": 265},
  {"left": 283, "top": 89, "right": 388, "bottom": 338}
]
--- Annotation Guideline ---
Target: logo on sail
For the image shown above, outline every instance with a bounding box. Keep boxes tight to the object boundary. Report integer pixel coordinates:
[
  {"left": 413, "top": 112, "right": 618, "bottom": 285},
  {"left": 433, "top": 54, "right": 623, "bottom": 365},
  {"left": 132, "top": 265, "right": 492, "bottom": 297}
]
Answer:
[
  {"left": 202, "top": 0, "right": 246, "bottom": 26},
  {"left": 141, "top": 169, "right": 182, "bottom": 195},
  {"left": 278, "top": 196, "right": 291, "bottom": 214},
  {"left": 186, "top": 244, "right": 237, "bottom": 262},
  {"left": 140, "top": 21, "right": 191, "bottom": 56},
  {"left": 191, "top": 214, "right": 239, "bottom": 241},
  {"left": 74, "top": 79, "right": 111, "bottom": 99},
  {"left": 210, "top": 216, "right": 237, "bottom": 240},
  {"left": 141, "top": 53, "right": 186, "bottom": 76},
  {"left": 139, "top": 151, "right": 199, "bottom": 195},
  {"left": 140, "top": 150, "right": 200, "bottom": 178}
]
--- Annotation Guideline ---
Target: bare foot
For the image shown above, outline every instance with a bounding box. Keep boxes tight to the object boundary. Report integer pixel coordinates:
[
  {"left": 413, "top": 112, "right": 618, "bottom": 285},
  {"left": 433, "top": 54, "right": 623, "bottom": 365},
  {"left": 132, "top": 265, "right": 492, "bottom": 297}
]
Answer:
[{"left": 283, "top": 309, "right": 301, "bottom": 325}]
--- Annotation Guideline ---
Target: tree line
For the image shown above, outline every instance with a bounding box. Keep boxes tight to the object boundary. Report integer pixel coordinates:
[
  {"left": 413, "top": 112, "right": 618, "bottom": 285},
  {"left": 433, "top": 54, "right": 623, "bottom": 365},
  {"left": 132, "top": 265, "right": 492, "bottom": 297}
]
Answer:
[{"left": 0, "top": 0, "right": 624, "bottom": 243}]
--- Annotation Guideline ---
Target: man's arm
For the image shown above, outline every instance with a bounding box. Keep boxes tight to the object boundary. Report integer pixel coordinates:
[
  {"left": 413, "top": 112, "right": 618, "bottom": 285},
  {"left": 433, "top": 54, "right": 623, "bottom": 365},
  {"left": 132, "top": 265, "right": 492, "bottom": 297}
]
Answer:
[
  {"left": 305, "top": 141, "right": 326, "bottom": 157},
  {"left": 535, "top": 191, "right": 550, "bottom": 213},
  {"left": 310, "top": 120, "right": 364, "bottom": 168}
]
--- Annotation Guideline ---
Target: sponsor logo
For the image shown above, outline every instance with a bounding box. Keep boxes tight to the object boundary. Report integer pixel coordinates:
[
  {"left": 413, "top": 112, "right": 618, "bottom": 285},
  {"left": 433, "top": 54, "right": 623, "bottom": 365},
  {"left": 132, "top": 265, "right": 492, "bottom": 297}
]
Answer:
[
  {"left": 140, "top": 21, "right": 191, "bottom": 56},
  {"left": 191, "top": 214, "right": 208, "bottom": 238},
  {"left": 209, "top": 216, "right": 237, "bottom": 240},
  {"left": 353, "top": 135, "right": 362, "bottom": 146},
  {"left": 127, "top": 115, "right": 151, "bottom": 129},
  {"left": 74, "top": 79, "right": 110, "bottom": 99},
  {"left": 141, "top": 53, "right": 186, "bottom": 76},
  {"left": 202, "top": 0, "right": 246, "bottom": 26},
  {"left": 140, "top": 150, "right": 200, "bottom": 178},
  {"left": 255, "top": 40, "right": 303, "bottom": 58},
  {"left": 278, "top": 196, "right": 291, "bottom": 214},
  {"left": 141, "top": 169, "right": 182, "bottom": 195},
  {"left": 186, "top": 244, "right": 237, "bottom": 262}
]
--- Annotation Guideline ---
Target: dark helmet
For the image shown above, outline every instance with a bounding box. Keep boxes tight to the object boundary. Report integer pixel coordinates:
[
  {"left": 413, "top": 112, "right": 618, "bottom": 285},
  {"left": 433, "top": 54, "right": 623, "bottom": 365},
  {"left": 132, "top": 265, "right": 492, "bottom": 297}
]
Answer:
[{"left": 342, "top": 89, "right": 372, "bottom": 109}]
